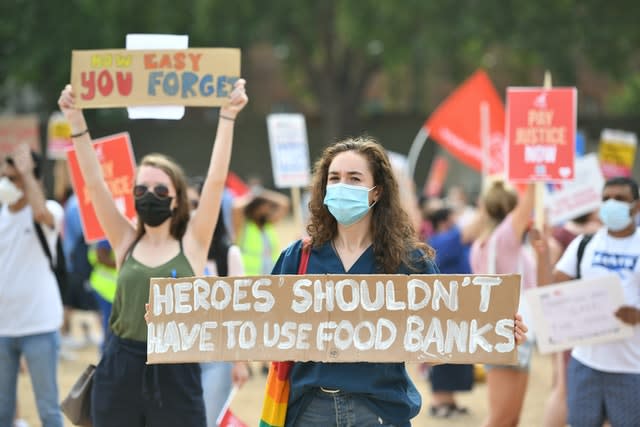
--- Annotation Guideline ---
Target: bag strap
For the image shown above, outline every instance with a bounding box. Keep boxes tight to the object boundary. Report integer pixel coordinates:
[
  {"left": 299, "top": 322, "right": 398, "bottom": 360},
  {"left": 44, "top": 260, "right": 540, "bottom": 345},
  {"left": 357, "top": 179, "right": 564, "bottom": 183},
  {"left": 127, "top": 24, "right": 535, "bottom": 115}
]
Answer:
[
  {"left": 298, "top": 238, "right": 311, "bottom": 275},
  {"left": 33, "top": 221, "right": 55, "bottom": 271},
  {"left": 576, "top": 233, "right": 594, "bottom": 279}
]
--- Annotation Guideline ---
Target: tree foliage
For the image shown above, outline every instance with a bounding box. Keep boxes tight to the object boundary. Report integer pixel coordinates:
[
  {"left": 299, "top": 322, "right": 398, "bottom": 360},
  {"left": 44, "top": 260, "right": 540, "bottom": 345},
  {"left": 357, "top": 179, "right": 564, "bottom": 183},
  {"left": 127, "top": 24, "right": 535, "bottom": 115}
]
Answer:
[{"left": 2, "top": 0, "right": 640, "bottom": 134}]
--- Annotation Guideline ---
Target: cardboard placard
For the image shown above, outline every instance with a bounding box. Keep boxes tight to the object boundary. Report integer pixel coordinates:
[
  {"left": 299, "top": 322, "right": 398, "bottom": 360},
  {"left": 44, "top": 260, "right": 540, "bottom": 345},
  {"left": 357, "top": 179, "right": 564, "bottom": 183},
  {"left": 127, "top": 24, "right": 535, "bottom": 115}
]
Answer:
[
  {"left": 506, "top": 87, "right": 577, "bottom": 182},
  {"left": 525, "top": 275, "right": 633, "bottom": 354},
  {"left": 147, "top": 274, "right": 521, "bottom": 365},
  {"left": 544, "top": 153, "right": 604, "bottom": 225},
  {"left": 266, "top": 114, "right": 311, "bottom": 189},
  {"left": 598, "top": 128, "right": 637, "bottom": 179},
  {"left": 66, "top": 132, "right": 137, "bottom": 242},
  {"left": 70, "top": 48, "right": 240, "bottom": 108},
  {"left": 47, "top": 112, "right": 72, "bottom": 159},
  {"left": 0, "top": 115, "right": 40, "bottom": 156}
]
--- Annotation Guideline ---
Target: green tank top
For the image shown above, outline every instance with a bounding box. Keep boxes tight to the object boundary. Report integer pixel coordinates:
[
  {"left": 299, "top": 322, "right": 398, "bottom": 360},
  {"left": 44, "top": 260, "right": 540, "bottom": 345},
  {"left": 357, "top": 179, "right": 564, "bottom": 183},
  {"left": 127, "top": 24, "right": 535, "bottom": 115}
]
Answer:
[{"left": 109, "top": 241, "right": 194, "bottom": 342}]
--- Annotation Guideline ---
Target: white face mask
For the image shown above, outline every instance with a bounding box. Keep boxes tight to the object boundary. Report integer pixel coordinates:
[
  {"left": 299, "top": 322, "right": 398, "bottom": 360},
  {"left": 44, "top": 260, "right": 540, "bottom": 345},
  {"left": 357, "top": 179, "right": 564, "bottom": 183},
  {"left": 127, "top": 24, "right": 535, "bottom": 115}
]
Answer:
[{"left": 0, "top": 176, "right": 24, "bottom": 206}]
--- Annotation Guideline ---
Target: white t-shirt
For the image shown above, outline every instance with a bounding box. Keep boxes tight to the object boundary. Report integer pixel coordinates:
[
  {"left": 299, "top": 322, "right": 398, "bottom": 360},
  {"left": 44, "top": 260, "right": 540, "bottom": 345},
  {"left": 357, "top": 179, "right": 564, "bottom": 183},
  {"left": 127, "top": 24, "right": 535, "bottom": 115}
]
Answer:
[
  {"left": 555, "top": 227, "right": 640, "bottom": 374},
  {"left": 0, "top": 201, "right": 64, "bottom": 336}
]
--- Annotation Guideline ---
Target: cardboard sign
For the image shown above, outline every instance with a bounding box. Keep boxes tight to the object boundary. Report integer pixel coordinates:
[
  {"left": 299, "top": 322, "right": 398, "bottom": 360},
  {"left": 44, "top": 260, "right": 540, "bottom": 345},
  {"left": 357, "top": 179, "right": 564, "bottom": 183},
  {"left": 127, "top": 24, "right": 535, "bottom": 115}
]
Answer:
[
  {"left": 266, "top": 114, "right": 311, "bottom": 189},
  {"left": 66, "top": 132, "right": 137, "bottom": 242},
  {"left": 47, "top": 112, "right": 72, "bottom": 159},
  {"left": 525, "top": 275, "right": 633, "bottom": 354},
  {"left": 424, "top": 70, "right": 506, "bottom": 174},
  {"left": 506, "top": 87, "right": 577, "bottom": 182},
  {"left": 0, "top": 115, "right": 40, "bottom": 156},
  {"left": 598, "top": 128, "right": 637, "bottom": 179},
  {"left": 70, "top": 48, "right": 240, "bottom": 108},
  {"left": 544, "top": 153, "right": 605, "bottom": 225},
  {"left": 147, "top": 274, "right": 521, "bottom": 365}
]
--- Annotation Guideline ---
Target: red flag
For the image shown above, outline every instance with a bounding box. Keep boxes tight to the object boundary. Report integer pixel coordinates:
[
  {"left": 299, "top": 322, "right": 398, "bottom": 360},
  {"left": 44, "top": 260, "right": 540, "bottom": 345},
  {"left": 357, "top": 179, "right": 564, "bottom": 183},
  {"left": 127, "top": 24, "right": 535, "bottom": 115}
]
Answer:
[
  {"left": 225, "top": 171, "right": 250, "bottom": 197},
  {"left": 424, "top": 70, "right": 505, "bottom": 174},
  {"left": 217, "top": 408, "right": 248, "bottom": 427}
]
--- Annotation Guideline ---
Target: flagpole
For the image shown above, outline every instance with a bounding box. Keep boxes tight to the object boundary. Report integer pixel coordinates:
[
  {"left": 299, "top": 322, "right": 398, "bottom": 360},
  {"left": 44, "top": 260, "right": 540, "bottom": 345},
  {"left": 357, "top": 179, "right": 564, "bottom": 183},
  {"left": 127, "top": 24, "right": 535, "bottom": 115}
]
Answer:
[
  {"left": 407, "top": 126, "right": 430, "bottom": 181},
  {"left": 480, "top": 101, "right": 490, "bottom": 189},
  {"left": 534, "top": 71, "right": 552, "bottom": 232},
  {"left": 216, "top": 385, "right": 239, "bottom": 426}
]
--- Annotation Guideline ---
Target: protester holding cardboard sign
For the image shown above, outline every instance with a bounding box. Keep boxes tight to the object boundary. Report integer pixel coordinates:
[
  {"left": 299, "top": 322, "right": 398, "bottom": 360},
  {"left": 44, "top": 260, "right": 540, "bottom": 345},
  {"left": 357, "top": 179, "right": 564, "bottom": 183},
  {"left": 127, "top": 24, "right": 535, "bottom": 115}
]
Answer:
[
  {"left": 58, "top": 79, "right": 248, "bottom": 427},
  {"left": 265, "top": 137, "right": 528, "bottom": 426},
  {"left": 469, "top": 180, "right": 536, "bottom": 427}
]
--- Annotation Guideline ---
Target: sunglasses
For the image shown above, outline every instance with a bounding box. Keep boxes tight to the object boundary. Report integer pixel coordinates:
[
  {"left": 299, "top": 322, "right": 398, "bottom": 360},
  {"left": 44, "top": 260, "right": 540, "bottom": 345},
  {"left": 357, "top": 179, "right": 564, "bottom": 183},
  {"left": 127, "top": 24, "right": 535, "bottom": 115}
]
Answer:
[{"left": 133, "top": 184, "right": 171, "bottom": 199}]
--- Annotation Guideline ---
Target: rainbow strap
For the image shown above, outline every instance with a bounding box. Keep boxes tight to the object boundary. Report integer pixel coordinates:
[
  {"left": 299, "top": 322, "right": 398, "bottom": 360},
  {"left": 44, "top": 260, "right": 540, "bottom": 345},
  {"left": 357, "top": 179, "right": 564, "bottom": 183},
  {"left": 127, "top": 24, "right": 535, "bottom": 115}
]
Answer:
[
  {"left": 259, "top": 239, "right": 310, "bottom": 427},
  {"left": 259, "top": 361, "right": 293, "bottom": 427}
]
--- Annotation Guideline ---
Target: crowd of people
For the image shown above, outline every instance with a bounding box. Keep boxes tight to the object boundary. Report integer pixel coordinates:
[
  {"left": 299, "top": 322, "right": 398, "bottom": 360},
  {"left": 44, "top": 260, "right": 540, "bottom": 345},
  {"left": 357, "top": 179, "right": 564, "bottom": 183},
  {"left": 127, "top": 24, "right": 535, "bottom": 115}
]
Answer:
[{"left": 0, "top": 77, "right": 638, "bottom": 427}]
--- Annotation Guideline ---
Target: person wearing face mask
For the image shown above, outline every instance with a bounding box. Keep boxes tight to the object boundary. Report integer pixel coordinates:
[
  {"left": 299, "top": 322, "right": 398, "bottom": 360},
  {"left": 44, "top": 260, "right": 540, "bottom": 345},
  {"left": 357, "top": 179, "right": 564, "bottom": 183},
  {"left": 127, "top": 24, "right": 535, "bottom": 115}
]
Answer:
[
  {"left": 232, "top": 186, "right": 290, "bottom": 278},
  {"left": 267, "top": 137, "right": 529, "bottom": 426},
  {"left": 534, "top": 176, "right": 640, "bottom": 427},
  {"left": 58, "top": 79, "right": 248, "bottom": 427},
  {"left": 0, "top": 144, "right": 65, "bottom": 427}
]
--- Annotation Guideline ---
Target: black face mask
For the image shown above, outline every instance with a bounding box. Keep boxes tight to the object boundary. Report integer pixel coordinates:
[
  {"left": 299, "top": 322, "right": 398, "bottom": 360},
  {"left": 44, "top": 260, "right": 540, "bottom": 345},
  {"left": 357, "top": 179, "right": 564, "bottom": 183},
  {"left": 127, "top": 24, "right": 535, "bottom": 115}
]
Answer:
[{"left": 135, "top": 192, "right": 173, "bottom": 227}]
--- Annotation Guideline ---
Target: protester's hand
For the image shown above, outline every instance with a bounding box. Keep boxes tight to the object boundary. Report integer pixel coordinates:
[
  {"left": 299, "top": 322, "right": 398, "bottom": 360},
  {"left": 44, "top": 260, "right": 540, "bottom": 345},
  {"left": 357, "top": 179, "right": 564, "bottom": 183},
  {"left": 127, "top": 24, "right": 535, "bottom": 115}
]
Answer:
[
  {"left": 219, "top": 78, "right": 248, "bottom": 119},
  {"left": 529, "top": 227, "right": 549, "bottom": 258},
  {"left": 10, "top": 144, "right": 34, "bottom": 177},
  {"left": 231, "top": 361, "right": 250, "bottom": 388},
  {"left": 615, "top": 306, "right": 640, "bottom": 326},
  {"left": 144, "top": 303, "right": 151, "bottom": 324},
  {"left": 514, "top": 313, "right": 528, "bottom": 345},
  {"left": 58, "top": 84, "right": 87, "bottom": 131}
]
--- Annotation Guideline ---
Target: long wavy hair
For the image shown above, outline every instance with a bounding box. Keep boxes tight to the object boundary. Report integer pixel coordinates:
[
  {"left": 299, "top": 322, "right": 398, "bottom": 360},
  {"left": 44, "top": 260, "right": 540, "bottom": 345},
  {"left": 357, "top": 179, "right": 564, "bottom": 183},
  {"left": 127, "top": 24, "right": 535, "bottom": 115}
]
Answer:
[
  {"left": 306, "top": 137, "right": 434, "bottom": 273},
  {"left": 134, "top": 153, "right": 190, "bottom": 241}
]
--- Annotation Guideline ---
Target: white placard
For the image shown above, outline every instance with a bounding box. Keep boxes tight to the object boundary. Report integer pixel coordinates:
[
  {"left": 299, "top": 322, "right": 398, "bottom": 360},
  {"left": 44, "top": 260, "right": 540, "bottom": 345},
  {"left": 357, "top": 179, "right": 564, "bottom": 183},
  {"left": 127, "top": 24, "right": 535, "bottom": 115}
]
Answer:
[
  {"left": 126, "top": 34, "right": 188, "bottom": 120},
  {"left": 266, "top": 113, "right": 311, "bottom": 189},
  {"left": 544, "top": 153, "right": 604, "bottom": 225},
  {"left": 525, "top": 274, "right": 633, "bottom": 354}
]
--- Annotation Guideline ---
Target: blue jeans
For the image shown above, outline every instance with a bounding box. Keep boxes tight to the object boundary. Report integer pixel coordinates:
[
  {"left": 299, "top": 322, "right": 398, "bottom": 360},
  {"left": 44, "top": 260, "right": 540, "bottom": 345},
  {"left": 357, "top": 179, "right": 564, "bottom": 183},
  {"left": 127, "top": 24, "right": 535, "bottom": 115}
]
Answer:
[
  {"left": 201, "top": 362, "right": 232, "bottom": 427},
  {"left": 291, "top": 389, "right": 396, "bottom": 427},
  {"left": 0, "top": 331, "right": 63, "bottom": 427}
]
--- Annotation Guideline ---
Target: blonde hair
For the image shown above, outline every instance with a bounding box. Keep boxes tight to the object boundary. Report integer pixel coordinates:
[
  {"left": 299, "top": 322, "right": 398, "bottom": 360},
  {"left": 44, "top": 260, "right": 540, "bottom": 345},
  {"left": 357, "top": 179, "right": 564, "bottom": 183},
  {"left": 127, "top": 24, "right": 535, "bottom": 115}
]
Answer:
[
  {"left": 134, "top": 153, "right": 190, "bottom": 241},
  {"left": 481, "top": 180, "right": 518, "bottom": 223}
]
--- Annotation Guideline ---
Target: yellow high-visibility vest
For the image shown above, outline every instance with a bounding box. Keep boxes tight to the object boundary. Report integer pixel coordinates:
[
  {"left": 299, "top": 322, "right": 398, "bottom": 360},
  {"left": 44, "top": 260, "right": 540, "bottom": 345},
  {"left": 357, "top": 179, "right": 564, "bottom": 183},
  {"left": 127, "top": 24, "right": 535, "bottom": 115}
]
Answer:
[
  {"left": 88, "top": 246, "right": 118, "bottom": 303},
  {"left": 238, "top": 221, "right": 279, "bottom": 275}
]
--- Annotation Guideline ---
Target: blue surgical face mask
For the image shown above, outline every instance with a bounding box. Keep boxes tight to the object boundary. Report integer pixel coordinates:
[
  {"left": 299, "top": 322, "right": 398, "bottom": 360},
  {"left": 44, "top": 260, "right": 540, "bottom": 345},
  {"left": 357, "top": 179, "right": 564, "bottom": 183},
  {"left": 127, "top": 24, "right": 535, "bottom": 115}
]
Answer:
[
  {"left": 599, "top": 199, "right": 633, "bottom": 232},
  {"left": 324, "top": 183, "right": 376, "bottom": 226}
]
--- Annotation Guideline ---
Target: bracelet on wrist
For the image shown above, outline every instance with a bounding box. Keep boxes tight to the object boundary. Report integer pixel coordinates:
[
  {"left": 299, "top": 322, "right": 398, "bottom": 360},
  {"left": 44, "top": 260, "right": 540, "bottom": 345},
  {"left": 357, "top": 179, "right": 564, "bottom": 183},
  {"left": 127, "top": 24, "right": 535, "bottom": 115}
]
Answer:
[
  {"left": 71, "top": 129, "right": 89, "bottom": 138},
  {"left": 219, "top": 114, "right": 235, "bottom": 122}
]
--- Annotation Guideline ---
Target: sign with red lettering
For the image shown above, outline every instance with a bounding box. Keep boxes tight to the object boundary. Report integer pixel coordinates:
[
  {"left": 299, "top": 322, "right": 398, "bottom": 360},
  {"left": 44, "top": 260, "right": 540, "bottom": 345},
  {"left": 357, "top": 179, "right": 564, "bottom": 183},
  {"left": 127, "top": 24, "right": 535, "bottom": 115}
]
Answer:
[
  {"left": 506, "top": 88, "right": 577, "bottom": 182},
  {"left": 70, "top": 48, "right": 240, "bottom": 108},
  {"left": 66, "top": 133, "right": 137, "bottom": 242}
]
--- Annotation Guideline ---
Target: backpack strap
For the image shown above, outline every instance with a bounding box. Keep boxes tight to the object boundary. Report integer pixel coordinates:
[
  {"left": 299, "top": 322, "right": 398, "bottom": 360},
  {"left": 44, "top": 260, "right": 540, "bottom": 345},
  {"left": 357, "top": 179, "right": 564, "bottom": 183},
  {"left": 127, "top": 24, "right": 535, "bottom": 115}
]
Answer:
[
  {"left": 576, "top": 233, "right": 594, "bottom": 279},
  {"left": 33, "top": 221, "right": 55, "bottom": 271}
]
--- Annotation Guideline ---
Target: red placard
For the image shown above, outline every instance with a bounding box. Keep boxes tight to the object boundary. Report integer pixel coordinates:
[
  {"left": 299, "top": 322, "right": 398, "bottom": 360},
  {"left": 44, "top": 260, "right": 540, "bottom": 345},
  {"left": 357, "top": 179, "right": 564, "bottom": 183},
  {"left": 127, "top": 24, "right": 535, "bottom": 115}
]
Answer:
[
  {"left": 506, "top": 87, "right": 577, "bottom": 182},
  {"left": 66, "top": 132, "right": 137, "bottom": 242}
]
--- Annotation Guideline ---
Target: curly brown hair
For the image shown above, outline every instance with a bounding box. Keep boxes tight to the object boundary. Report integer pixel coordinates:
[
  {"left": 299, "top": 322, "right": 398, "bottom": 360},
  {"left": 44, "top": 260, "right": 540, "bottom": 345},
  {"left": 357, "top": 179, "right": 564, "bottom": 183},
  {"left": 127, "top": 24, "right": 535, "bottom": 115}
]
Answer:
[
  {"left": 306, "top": 136, "right": 434, "bottom": 273},
  {"left": 134, "top": 153, "right": 190, "bottom": 241}
]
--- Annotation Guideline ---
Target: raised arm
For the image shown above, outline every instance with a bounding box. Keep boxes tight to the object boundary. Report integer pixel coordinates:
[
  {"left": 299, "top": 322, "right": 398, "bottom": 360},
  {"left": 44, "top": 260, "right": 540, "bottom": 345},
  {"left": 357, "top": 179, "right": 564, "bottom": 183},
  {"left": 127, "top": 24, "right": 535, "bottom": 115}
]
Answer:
[
  {"left": 9, "top": 144, "right": 53, "bottom": 227},
  {"left": 184, "top": 79, "right": 248, "bottom": 266},
  {"left": 510, "top": 183, "right": 535, "bottom": 238},
  {"left": 58, "top": 85, "right": 135, "bottom": 260}
]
